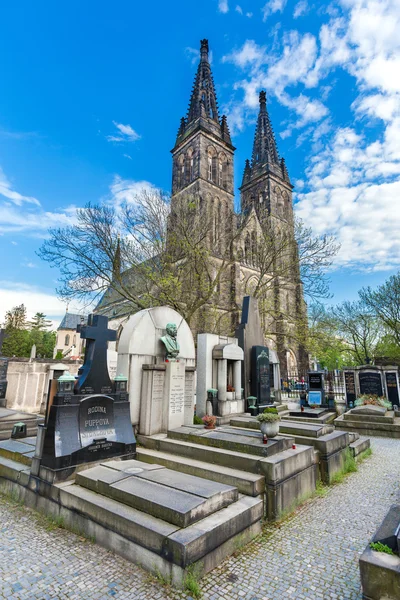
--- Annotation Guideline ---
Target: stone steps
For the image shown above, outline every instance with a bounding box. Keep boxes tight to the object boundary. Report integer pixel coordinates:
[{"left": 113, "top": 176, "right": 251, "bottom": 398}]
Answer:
[
  {"left": 136, "top": 447, "right": 265, "bottom": 496},
  {"left": 138, "top": 434, "right": 263, "bottom": 473},
  {"left": 0, "top": 415, "right": 42, "bottom": 440},
  {"left": 166, "top": 425, "right": 293, "bottom": 458},
  {"left": 0, "top": 454, "right": 31, "bottom": 486},
  {"left": 0, "top": 438, "right": 36, "bottom": 466},
  {"left": 58, "top": 479, "right": 263, "bottom": 569},
  {"left": 76, "top": 462, "right": 238, "bottom": 528},
  {"left": 349, "top": 437, "right": 371, "bottom": 457},
  {"left": 334, "top": 415, "right": 400, "bottom": 438}
]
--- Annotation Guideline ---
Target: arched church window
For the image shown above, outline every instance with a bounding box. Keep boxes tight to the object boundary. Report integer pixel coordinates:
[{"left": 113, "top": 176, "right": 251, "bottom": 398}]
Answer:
[
  {"left": 245, "top": 233, "right": 251, "bottom": 265},
  {"left": 65, "top": 334, "right": 70, "bottom": 346},
  {"left": 186, "top": 148, "right": 194, "bottom": 183},
  {"left": 251, "top": 231, "right": 257, "bottom": 267},
  {"left": 207, "top": 146, "right": 217, "bottom": 183},
  {"left": 178, "top": 155, "right": 185, "bottom": 189},
  {"left": 208, "top": 157, "right": 212, "bottom": 180}
]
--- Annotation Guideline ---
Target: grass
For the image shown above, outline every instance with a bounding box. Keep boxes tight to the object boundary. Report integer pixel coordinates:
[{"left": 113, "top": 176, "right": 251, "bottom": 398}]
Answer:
[
  {"left": 183, "top": 565, "right": 202, "bottom": 598},
  {"left": 357, "top": 447, "right": 372, "bottom": 463}
]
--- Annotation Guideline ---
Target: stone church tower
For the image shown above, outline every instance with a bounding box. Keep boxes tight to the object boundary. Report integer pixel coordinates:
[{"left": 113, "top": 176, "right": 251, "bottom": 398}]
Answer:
[
  {"left": 97, "top": 39, "right": 309, "bottom": 378},
  {"left": 170, "top": 40, "right": 308, "bottom": 377}
]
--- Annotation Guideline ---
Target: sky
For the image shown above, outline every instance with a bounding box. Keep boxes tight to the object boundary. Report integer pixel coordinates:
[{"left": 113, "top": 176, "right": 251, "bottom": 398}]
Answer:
[{"left": 1, "top": 0, "right": 399, "bottom": 328}]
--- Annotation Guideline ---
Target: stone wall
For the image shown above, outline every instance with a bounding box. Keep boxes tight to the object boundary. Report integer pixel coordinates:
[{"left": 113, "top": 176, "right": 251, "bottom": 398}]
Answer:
[{"left": 5, "top": 359, "right": 81, "bottom": 414}]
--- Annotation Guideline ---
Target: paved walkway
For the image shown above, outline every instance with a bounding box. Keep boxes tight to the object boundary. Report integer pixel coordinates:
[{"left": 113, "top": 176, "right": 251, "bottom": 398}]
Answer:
[{"left": 1, "top": 437, "right": 400, "bottom": 600}]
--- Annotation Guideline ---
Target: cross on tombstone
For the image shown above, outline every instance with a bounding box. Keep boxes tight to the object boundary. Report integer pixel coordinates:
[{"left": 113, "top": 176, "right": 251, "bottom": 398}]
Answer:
[{"left": 76, "top": 314, "right": 117, "bottom": 395}]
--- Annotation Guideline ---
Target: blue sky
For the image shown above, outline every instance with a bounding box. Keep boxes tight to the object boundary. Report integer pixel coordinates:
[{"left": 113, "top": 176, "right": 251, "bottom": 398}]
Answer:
[{"left": 1, "top": 0, "right": 399, "bottom": 326}]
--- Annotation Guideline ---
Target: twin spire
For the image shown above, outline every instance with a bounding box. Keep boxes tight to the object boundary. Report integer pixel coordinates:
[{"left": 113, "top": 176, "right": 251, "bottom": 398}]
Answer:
[
  {"left": 175, "top": 40, "right": 290, "bottom": 185},
  {"left": 176, "top": 39, "right": 232, "bottom": 146}
]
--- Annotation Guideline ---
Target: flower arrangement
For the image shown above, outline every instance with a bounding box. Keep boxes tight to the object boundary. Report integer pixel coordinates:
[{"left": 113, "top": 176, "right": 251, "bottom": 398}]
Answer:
[
  {"left": 355, "top": 395, "right": 392, "bottom": 409},
  {"left": 227, "top": 384, "right": 235, "bottom": 392},
  {"left": 202, "top": 415, "right": 217, "bottom": 428}
]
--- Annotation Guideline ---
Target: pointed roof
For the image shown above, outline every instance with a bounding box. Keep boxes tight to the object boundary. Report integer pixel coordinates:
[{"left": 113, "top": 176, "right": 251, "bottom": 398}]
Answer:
[
  {"left": 187, "top": 39, "right": 219, "bottom": 124},
  {"left": 251, "top": 91, "right": 279, "bottom": 167},
  {"left": 173, "top": 40, "right": 235, "bottom": 151}
]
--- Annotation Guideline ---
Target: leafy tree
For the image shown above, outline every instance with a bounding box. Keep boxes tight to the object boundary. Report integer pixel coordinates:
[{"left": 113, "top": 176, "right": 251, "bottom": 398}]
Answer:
[
  {"left": 38, "top": 190, "right": 339, "bottom": 338},
  {"left": 330, "top": 300, "right": 380, "bottom": 365},
  {"left": 360, "top": 273, "right": 400, "bottom": 345},
  {"left": 4, "top": 304, "right": 27, "bottom": 329},
  {"left": 29, "top": 312, "right": 53, "bottom": 330},
  {"left": 2, "top": 305, "right": 56, "bottom": 358}
]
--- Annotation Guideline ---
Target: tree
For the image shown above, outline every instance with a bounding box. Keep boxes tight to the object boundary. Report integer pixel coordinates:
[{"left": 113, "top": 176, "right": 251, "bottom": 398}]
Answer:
[
  {"left": 360, "top": 273, "right": 400, "bottom": 345},
  {"left": 330, "top": 299, "right": 380, "bottom": 365},
  {"left": 29, "top": 312, "right": 53, "bottom": 330},
  {"left": 37, "top": 189, "right": 339, "bottom": 335},
  {"left": 307, "top": 303, "right": 356, "bottom": 369},
  {"left": 4, "top": 304, "right": 27, "bottom": 329},
  {"left": 1, "top": 305, "right": 56, "bottom": 358}
]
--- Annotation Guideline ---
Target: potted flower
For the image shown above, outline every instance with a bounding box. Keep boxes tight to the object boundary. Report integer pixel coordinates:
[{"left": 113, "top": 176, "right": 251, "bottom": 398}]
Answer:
[
  {"left": 226, "top": 384, "right": 235, "bottom": 401},
  {"left": 202, "top": 415, "right": 217, "bottom": 430},
  {"left": 256, "top": 409, "right": 280, "bottom": 438}
]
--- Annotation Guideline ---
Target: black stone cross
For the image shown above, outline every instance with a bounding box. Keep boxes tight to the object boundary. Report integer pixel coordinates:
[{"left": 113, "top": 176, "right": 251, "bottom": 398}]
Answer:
[{"left": 75, "top": 314, "right": 117, "bottom": 395}]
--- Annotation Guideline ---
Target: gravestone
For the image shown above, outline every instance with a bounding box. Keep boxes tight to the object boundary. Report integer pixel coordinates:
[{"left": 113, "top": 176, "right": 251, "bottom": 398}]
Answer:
[
  {"left": 344, "top": 370, "right": 357, "bottom": 407},
  {"left": 117, "top": 307, "right": 196, "bottom": 433},
  {"left": 308, "top": 371, "right": 325, "bottom": 406},
  {"left": 249, "top": 346, "right": 271, "bottom": 415},
  {"left": 385, "top": 371, "right": 399, "bottom": 407},
  {"left": 37, "top": 314, "right": 136, "bottom": 478},
  {"left": 235, "top": 296, "right": 265, "bottom": 401},
  {"left": 358, "top": 369, "right": 383, "bottom": 397}
]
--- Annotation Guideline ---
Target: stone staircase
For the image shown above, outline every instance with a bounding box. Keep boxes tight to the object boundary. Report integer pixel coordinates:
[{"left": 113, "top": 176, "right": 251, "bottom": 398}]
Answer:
[
  {"left": 137, "top": 424, "right": 317, "bottom": 520},
  {"left": 334, "top": 408, "right": 400, "bottom": 438},
  {"left": 0, "top": 438, "right": 263, "bottom": 586}
]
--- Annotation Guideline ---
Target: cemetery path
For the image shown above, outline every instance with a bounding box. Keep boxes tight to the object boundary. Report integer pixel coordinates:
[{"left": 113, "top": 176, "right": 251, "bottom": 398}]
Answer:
[{"left": 1, "top": 437, "right": 400, "bottom": 600}]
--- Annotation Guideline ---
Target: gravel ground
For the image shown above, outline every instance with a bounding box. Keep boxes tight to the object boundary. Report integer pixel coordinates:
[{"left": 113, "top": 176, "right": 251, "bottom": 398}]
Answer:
[{"left": 1, "top": 437, "right": 399, "bottom": 600}]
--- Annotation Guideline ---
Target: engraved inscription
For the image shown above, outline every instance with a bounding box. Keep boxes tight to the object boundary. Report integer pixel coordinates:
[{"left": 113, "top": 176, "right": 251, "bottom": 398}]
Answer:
[
  {"left": 152, "top": 371, "right": 165, "bottom": 404},
  {"left": 169, "top": 367, "right": 185, "bottom": 415},
  {"left": 184, "top": 373, "right": 195, "bottom": 408}
]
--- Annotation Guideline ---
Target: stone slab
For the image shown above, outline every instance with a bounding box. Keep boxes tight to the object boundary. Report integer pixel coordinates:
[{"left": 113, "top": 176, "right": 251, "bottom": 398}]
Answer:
[
  {"left": 351, "top": 405, "right": 387, "bottom": 417},
  {"left": 349, "top": 438, "right": 370, "bottom": 457},
  {"left": 259, "top": 445, "right": 315, "bottom": 483},
  {"left": 102, "top": 459, "right": 165, "bottom": 472},
  {"left": 344, "top": 411, "right": 393, "bottom": 423},
  {"left": 136, "top": 448, "right": 265, "bottom": 496},
  {"left": 164, "top": 495, "right": 263, "bottom": 566},
  {"left": 279, "top": 421, "right": 333, "bottom": 438},
  {"left": 360, "top": 545, "right": 400, "bottom": 600},
  {"left": 76, "top": 465, "right": 135, "bottom": 492},
  {"left": 289, "top": 408, "right": 328, "bottom": 419},
  {"left": 136, "top": 467, "right": 238, "bottom": 501},
  {"left": 372, "top": 504, "right": 400, "bottom": 552},
  {"left": 108, "top": 475, "right": 233, "bottom": 528}
]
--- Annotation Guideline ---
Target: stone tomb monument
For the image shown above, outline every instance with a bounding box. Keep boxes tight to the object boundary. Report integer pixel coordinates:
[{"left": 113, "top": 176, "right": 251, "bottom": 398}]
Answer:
[
  {"left": 358, "top": 366, "right": 383, "bottom": 397},
  {"left": 343, "top": 365, "right": 399, "bottom": 407},
  {"left": 116, "top": 307, "right": 196, "bottom": 436},
  {"left": 34, "top": 314, "right": 136, "bottom": 480},
  {"left": 235, "top": 296, "right": 280, "bottom": 412}
]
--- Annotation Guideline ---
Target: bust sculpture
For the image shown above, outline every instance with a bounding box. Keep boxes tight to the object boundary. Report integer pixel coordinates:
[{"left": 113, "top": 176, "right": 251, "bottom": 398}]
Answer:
[{"left": 160, "top": 323, "right": 180, "bottom": 360}]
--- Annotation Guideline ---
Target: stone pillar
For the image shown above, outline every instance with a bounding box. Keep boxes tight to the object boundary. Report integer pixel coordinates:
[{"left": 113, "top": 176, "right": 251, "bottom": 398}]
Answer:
[
  {"left": 234, "top": 360, "right": 241, "bottom": 399},
  {"left": 217, "top": 359, "right": 227, "bottom": 401}
]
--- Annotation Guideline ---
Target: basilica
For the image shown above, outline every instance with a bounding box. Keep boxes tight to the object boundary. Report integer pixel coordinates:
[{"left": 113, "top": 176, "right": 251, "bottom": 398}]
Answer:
[{"left": 97, "top": 39, "right": 308, "bottom": 378}]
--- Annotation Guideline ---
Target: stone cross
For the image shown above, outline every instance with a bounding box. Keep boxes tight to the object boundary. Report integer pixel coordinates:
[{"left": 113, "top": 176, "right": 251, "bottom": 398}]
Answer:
[{"left": 76, "top": 314, "right": 117, "bottom": 395}]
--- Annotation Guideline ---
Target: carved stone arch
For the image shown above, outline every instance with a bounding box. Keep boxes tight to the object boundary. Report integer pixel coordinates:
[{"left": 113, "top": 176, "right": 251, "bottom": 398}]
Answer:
[
  {"left": 185, "top": 147, "right": 194, "bottom": 183},
  {"left": 245, "top": 275, "right": 258, "bottom": 296},
  {"left": 207, "top": 145, "right": 217, "bottom": 183}
]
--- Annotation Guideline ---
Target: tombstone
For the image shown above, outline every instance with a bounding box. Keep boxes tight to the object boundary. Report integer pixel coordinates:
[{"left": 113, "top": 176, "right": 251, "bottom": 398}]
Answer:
[
  {"left": 117, "top": 307, "right": 196, "bottom": 435},
  {"left": 235, "top": 297, "right": 265, "bottom": 400},
  {"left": 307, "top": 371, "right": 325, "bottom": 406},
  {"left": 196, "top": 333, "right": 244, "bottom": 419},
  {"left": 384, "top": 370, "right": 400, "bottom": 407},
  {"left": 34, "top": 314, "right": 136, "bottom": 481},
  {"left": 30, "top": 344, "right": 37, "bottom": 360},
  {"left": 344, "top": 370, "right": 357, "bottom": 408},
  {"left": 248, "top": 346, "right": 271, "bottom": 416},
  {"left": 358, "top": 367, "right": 383, "bottom": 397}
]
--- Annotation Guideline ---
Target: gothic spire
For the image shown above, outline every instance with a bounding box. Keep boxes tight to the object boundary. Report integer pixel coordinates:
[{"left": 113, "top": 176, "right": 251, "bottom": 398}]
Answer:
[
  {"left": 241, "top": 159, "right": 251, "bottom": 186},
  {"left": 251, "top": 91, "right": 279, "bottom": 167},
  {"left": 187, "top": 39, "right": 220, "bottom": 124}
]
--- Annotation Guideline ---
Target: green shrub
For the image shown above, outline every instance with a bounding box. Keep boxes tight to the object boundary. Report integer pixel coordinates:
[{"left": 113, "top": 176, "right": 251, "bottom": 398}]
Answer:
[
  {"left": 370, "top": 542, "right": 395, "bottom": 555},
  {"left": 257, "top": 412, "right": 280, "bottom": 423},
  {"left": 193, "top": 415, "right": 203, "bottom": 425}
]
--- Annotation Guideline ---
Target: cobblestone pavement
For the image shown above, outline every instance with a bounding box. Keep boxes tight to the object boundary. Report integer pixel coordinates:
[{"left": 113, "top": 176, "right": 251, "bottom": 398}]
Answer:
[{"left": 1, "top": 437, "right": 400, "bottom": 600}]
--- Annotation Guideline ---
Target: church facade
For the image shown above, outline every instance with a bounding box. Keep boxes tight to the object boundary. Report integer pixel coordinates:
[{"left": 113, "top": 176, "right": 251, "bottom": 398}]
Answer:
[{"left": 97, "top": 39, "right": 309, "bottom": 378}]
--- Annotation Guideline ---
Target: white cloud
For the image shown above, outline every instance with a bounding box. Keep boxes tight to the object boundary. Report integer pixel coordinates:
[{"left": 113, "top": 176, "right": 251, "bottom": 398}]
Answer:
[
  {"left": 0, "top": 281, "right": 74, "bottom": 328},
  {"left": 0, "top": 167, "right": 40, "bottom": 206},
  {"left": 262, "top": 0, "right": 287, "bottom": 21},
  {"left": 218, "top": 0, "right": 229, "bottom": 13},
  {"left": 106, "top": 121, "right": 141, "bottom": 143},
  {"left": 109, "top": 176, "right": 159, "bottom": 208},
  {"left": 235, "top": 5, "right": 242, "bottom": 14},
  {"left": 293, "top": 0, "right": 308, "bottom": 18},
  {"left": 0, "top": 201, "right": 77, "bottom": 235},
  {"left": 123, "top": 154, "right": 132, "bottom": 160},
  {"left": 246, "top": 12, "right": 253, "bottom": 17}
]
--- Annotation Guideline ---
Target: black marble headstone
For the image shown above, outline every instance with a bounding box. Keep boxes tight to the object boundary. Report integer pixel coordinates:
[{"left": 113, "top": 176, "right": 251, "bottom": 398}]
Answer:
[
  {"left": 344, "top": 371, "right": 357, "bottom": 407},
  {"left": 40, "top": 313, "right": 136, "bottom": 472},
  {"left": 235, "top": 296, "right": 265, "bottom": 400},
  {"left": 250, "top": 346, "right": 270, "bottom": 414},
  {"left": 359, "top": 370, "right": 383, "bottom": 397},
  {"left": 385, "top": 372, "right": 399, "bottom": 406},
  {"left": 308, "top": 371, "right": 326, "bottom": 406}
]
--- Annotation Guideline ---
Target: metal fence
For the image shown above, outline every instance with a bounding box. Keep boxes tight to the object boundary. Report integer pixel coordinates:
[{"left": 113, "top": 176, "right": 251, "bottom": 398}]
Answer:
[{"left": 281, "top": 370, "right": 346, "bottom": 402}]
